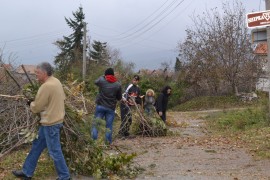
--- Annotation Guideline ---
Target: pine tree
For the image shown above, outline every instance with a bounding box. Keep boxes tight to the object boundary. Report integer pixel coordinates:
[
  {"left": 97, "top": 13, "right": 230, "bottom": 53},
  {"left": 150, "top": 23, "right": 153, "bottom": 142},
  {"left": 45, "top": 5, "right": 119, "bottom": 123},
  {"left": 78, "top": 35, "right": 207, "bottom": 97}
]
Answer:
[
  {"left": 89, "top": 41, "right": 109, "bottom": 65},
  {"left": 174, "top": 57, "right": 182, "bottom": 72},
  {"left": 54, "top": 6, "right": 85, "bottom": 77}
]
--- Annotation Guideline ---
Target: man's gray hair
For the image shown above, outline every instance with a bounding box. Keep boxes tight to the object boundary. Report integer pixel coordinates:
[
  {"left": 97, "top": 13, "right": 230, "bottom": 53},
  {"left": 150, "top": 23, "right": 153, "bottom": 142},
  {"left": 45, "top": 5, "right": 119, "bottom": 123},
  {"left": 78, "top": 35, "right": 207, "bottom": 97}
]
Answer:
[{"left": 37, "top": 62, "right": 54, "bottom": 76}]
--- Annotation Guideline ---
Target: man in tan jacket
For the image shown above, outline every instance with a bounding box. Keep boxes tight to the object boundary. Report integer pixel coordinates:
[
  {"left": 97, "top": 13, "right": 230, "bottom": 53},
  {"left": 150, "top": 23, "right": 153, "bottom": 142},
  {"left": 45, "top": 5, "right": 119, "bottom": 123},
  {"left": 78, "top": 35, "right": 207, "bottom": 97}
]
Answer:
[{"left": 12, "top": 62, "right": 70, "bottom": 180}]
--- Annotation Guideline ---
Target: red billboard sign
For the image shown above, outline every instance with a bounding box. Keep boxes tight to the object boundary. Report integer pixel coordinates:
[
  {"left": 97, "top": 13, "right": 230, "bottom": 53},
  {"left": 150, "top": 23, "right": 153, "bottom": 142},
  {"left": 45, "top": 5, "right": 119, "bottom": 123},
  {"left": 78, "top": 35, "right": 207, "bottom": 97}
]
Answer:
[{"left": 247, "top": 10, "right": 270, "bottom": 28}]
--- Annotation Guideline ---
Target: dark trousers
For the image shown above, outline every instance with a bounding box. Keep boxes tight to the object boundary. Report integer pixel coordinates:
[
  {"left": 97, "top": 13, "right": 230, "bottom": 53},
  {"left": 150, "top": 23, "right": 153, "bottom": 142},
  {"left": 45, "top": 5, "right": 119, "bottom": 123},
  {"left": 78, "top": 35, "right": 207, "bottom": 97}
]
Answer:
[
  {"left": 157, "top": 110, "right": 166, "bottom": 122},
  {"left": 119, "top": 103, "right": 132, "bottom": 136}
]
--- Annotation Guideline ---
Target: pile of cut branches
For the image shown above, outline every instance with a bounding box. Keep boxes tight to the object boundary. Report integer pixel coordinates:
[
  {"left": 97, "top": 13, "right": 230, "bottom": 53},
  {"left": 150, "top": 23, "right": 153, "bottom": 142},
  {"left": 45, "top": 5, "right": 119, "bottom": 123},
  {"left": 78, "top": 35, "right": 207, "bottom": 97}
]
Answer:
[
  {"left": 118, "top": 97, "right": 167, "bottom": 137},
  {"left": 0, "top": 73, "right": 140, "bottom": 179},
  {"left": 0, "top": 64, "right": 167, "bottom": 178},
  {"left": 0, "top": 96, "right": 39, "bottom": 158}
]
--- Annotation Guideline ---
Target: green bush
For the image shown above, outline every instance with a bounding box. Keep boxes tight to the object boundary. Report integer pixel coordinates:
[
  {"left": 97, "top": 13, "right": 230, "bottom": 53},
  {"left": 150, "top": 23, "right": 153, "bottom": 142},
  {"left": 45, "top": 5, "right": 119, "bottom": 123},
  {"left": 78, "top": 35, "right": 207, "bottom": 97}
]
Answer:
[{"left": 206, "top": 107, "right": 268, "bottom": 131}]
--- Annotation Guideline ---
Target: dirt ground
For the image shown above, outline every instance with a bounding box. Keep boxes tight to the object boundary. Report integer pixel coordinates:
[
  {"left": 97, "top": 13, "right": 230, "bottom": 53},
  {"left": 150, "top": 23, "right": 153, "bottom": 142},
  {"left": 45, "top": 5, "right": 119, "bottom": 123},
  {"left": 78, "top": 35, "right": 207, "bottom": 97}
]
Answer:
[
  {"left": 111, "top": 111, "right": 270, "bottom": 180},
  {"left": 5, "top": 111, "right": 270, "bottom": 180}
]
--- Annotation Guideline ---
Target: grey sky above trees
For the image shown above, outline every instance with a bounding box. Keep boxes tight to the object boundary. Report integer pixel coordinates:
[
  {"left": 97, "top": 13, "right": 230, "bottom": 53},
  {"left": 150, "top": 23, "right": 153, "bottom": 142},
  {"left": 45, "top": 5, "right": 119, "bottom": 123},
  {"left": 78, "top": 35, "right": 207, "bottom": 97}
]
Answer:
[{"left": 0, "top": 0, "right": 261, "bottom": 70}]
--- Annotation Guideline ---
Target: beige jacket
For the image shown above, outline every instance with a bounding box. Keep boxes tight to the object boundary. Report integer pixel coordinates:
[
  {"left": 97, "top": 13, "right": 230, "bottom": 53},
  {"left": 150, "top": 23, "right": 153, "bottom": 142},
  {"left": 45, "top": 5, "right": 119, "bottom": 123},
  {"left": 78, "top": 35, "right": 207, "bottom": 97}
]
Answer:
[{"left": 30, "top": 76, "right": 65, "bottom": 126}]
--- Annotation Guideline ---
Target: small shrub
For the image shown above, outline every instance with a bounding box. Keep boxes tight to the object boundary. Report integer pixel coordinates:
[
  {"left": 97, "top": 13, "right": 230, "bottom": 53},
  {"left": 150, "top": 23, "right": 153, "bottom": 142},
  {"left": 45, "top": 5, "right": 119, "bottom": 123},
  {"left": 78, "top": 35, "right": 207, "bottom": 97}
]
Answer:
[{"left": 207, "top": 107, "right": 268, "bottom": 131}]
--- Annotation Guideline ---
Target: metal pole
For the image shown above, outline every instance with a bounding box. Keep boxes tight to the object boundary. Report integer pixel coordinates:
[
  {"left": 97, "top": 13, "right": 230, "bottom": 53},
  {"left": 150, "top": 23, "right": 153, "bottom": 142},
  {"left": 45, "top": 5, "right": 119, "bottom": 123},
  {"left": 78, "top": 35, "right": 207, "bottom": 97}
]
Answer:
[
  {"left": 266, "top": 0, "right": 270, "bottom": 117},
  {"left": 82, "top": 22, "right": 87, "bottom": 81}
]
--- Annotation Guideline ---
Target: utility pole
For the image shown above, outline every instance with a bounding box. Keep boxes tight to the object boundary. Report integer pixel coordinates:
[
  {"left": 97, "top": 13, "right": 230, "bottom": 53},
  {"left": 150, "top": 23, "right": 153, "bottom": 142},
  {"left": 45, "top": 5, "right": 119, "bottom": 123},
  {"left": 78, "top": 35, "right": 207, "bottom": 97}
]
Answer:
[
  {"left": 266, "top": 0, "right": 270, "bottom": 118},
  {"left": 82, "top": 22, "right": 87, "bottom": 81}
]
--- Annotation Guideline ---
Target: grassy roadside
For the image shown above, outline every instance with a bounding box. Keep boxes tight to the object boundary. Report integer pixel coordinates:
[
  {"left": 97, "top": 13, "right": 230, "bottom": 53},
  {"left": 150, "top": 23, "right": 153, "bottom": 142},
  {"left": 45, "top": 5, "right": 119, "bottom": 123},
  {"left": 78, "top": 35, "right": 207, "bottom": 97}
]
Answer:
[
  {"left": 204, "top": 107, "right": 270, "bottom": 159},
  {"left": 172, "top": 95, "right": 257, "bottom": 111},
  {"left": 171, "top": 93, "right": 270, "bottom": 159},
  {"left": 1, "top": 94, "right": 269, "bottom": 179}
]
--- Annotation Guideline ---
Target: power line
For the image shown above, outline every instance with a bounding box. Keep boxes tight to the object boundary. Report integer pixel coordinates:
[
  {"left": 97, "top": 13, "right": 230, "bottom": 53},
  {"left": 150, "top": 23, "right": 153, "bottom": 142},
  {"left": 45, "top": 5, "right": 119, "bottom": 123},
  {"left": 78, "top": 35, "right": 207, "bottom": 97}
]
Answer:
[
  {"left": 114, "top": 0, "right": 170, "bottom": 37},
  {"left": 0, "top": 30, "right": 69, "bottom": 44},
  {"left": 88, "top": 0, "right": 180, "bottom": 42},
  {"left": 111, "top": 0, "right": 180, "bottom": 42},
  {"left": 114, "top": 0, "right": 192, "bottom": 50},
  {"left": 0, "top": 30, "right": 71, "bottom": 53},
  {"left": 89, "top": 0, "right": 187, "bottom": 53},
  {"left": 81, "top": 0, "right": 187, "bottom": 50},
  {"left": 147, "top": 0, "right": 193, "bottom": 38},
  {"left": 1, "top": 1, "right": 186, "bottom": 65},
  {"left": 114, "top": 0, "right": 185, "bottom": 48}
]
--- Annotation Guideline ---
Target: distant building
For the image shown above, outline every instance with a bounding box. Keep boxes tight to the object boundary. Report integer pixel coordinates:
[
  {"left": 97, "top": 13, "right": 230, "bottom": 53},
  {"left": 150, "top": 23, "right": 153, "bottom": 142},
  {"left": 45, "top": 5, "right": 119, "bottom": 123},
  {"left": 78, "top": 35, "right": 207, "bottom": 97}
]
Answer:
[
  {"left": 15, "top": 65, "right": 36, "bottom": 83},
  {"left": 0, "top": 64, "right": 12, "bottom": 82},
  {"left": 0, "top": 64, "right": 37, "bottom": 94},
  {"left": 16, "top": 65, "right": 36, "bottom": 74},
  {"left": 252, "top": 28, "right": 266, "bottom": 43},
  {"left": 254, "top": 42, "right": 267, "bottom": 56},
  {"left": 252, "top": 28, "right": 269, "bottom": 91}
]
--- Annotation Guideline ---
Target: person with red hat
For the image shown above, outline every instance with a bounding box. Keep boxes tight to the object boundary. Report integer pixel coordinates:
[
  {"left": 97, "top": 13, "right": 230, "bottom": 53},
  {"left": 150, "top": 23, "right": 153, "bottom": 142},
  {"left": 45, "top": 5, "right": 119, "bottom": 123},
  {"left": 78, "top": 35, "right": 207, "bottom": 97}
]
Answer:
[{"left": 91, "top": 68, "right": 122, "bottom": 144}]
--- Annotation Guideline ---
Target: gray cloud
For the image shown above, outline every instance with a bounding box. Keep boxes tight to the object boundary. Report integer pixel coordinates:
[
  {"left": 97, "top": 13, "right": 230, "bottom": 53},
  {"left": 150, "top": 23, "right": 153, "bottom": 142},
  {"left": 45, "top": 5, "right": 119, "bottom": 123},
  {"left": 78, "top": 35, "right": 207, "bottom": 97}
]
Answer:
[{"left": 0, "top": 0, "right": 260, "bottom": 70}]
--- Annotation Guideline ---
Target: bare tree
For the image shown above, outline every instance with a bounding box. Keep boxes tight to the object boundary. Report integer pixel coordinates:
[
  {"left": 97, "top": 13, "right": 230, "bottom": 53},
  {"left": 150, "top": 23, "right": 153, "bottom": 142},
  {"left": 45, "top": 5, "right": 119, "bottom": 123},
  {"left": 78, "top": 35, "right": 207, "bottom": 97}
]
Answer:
[
  {"left": 177, "top": 0, "right": 264, "bottom": 95},
  {"left": 106, "top": 45, "right": 122, "bottom": 67}
]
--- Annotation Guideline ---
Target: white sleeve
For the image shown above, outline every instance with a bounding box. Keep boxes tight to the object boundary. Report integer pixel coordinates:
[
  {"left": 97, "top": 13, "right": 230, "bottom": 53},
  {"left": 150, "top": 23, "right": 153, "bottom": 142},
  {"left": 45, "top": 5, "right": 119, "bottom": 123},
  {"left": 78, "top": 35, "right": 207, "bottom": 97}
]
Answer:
[{"left": 122, "top": 84, "right": 133, "bottom": 100}]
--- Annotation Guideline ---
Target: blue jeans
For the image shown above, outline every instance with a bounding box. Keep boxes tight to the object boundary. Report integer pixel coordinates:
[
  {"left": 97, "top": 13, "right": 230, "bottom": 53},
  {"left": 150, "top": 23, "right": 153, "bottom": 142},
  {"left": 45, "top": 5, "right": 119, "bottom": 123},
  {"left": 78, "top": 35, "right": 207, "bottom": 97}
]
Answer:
[
  {"left": 22, "top": 123, "right": 70, "bottom": 180},
  {"left": 92, "top": 105, "right": 115, "bottom": 144}
]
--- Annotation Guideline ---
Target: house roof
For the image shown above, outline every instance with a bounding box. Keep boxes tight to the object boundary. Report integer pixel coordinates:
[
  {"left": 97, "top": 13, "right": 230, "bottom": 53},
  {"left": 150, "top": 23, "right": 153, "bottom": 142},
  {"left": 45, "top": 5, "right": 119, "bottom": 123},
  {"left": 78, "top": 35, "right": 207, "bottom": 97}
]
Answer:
[
  {"left": 0, "top": 63, "right": 13, "bottom": 70},
  {"left": 0, "top": 64, "right": 12, "bottom": 82},
  {"left": 16, "top": 65, "right": 36, "bottom": 74},
  {"left": 254, "top": 42, "right": 267, "bottom": 55}
]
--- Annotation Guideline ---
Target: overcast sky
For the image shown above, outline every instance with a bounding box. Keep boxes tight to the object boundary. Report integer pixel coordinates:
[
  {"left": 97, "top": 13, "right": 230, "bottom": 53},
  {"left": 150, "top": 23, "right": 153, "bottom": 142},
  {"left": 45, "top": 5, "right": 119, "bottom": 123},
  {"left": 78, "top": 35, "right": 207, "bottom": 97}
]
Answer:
[{"left": 0, "top": 0, "right": 262, "bottom": 70}]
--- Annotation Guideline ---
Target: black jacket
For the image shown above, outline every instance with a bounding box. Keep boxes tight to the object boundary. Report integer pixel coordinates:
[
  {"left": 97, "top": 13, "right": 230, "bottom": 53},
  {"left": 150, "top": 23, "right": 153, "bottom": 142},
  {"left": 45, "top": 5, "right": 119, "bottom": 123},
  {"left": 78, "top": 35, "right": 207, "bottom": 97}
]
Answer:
[
  {"left": 95, "top": 76, "right": 122, "bottom": 110},
  {"left": 156, "top": 86, "right": 171, "bottom": 112},
  {"left": 123, "top": 84, "right": 141, "bottom": 106}
]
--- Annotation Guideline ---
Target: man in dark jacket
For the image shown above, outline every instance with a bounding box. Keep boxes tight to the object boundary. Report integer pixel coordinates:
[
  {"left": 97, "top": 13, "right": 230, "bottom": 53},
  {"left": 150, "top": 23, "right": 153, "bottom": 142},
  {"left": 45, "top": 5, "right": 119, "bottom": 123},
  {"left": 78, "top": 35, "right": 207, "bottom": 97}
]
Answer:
[
  {"left": 92, "top": 68, "right": 122, "bottom": 144},
  {"left": 118, "top": 75, "right": 141, "bottom": 137},
  {"left": 156, "top": 86, "right": 172, "bottom": 122}
]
